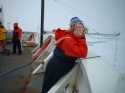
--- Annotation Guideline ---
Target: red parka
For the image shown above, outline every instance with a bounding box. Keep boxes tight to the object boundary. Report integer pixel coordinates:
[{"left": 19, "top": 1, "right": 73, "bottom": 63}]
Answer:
[
  {"left": 54, "top": 28, "right": 88, "bottom": 58},
  {"left": 13, "top": 27, "right": 23, "bottom": 40}
]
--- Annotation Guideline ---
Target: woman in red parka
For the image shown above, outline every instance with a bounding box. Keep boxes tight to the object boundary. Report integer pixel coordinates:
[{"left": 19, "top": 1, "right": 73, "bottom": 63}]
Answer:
[{"left": 41, "top": 17, "right": 88, "bottom": 93}]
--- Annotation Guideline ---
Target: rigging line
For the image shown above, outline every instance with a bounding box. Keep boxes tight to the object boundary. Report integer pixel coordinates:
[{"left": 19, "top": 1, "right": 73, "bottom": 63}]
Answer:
[
  {"left": 44, "top": 30, "right": 120, "bottom": 36},
  {"left": 86, "top": 35, "right": 120, "bottom": 40},
  {"left": 43, "top": 31, "right": 120, "bottom": 41},
  {"left": 87, "top": 32, "right": 120, "bottom": 37},
  {"left": 43, "top": 32, "right": 120, "bottom": 39},
  {"left": 53, "top": 0, "right": 121, "bottom": 39},
  {"left": 86, "top": 32, "right": 120, "bottom": 40},
  {"left": 86, "top": 35, "right": 120, "bottom": 46},
  {"left": 86, "top": 27, "right": 120, "bottom": 37},
  {"left": 87, "top": 36, "right": 119, "bottom": 40},
  {"left": 88, "top": 41, "right": 106, "bottom": 45},
  {"left": 86, "top": 27, "right": 120, "bottom": 36},
  {"left": 0, "top": 60, "right": 34, "bottom": 79}
]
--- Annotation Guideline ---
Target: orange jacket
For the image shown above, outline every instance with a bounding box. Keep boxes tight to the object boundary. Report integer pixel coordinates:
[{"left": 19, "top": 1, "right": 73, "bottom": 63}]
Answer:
[
  {"left": 13, "top": 27, "right": 23, "bottom": 40},
  {"left": 0, "top": 27, "right": 6, "bottom": 40},
  {"left": 54, "top": 28, "right": 88, "bottom": 58}
]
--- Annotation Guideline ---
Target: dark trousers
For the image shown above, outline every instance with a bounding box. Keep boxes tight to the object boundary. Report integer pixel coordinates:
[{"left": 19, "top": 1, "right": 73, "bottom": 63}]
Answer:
[
  {"left": 41, "top": 57, "right": 76, "bottom": 93},
  {"left": 12, "top": 40, "right": 22, "bottom": 54}
]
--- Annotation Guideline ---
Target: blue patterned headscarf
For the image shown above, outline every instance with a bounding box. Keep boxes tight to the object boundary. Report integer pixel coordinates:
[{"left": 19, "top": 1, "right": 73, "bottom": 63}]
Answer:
[{"left": 70, "top": 17, "right": 84, "bottom": 27}]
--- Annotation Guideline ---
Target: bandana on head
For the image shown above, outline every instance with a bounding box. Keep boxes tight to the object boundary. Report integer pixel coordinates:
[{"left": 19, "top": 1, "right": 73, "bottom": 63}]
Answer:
[{"left": 70, "top": 17, "right": 84, "bottom": 26}]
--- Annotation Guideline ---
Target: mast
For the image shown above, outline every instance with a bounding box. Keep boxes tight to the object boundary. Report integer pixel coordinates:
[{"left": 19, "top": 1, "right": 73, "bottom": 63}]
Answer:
[{"left": 40, "top": 0, "right": 44, "bottom": 46}]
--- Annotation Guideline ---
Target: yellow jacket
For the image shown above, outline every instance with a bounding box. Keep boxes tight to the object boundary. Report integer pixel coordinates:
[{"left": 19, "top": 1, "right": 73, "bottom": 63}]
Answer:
[{"left": 0, "top": 27, "right": 6, "bottom": 40}]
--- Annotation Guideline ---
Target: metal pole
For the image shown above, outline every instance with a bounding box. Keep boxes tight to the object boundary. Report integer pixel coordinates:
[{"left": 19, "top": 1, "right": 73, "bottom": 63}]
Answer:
[{"left": 40, "top": 0, "right": 44, "bottom": 46}]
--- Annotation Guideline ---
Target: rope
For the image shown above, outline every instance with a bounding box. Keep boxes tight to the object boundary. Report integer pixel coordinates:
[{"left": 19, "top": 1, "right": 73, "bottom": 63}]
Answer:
[{"left": 0, "top": 60, "right": 33, "bottom": 79}]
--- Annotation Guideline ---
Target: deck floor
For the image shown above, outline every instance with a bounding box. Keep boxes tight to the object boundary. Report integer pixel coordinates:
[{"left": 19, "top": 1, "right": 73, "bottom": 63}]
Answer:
[{"left": 0, "top": 44, "right": 43, "bottom": 93}]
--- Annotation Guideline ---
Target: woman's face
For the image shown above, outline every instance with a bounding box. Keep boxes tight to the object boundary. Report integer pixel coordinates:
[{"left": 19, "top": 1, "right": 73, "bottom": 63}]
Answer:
[{"left": 72, "top": 23, "right": 85, "bottom": 37}]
